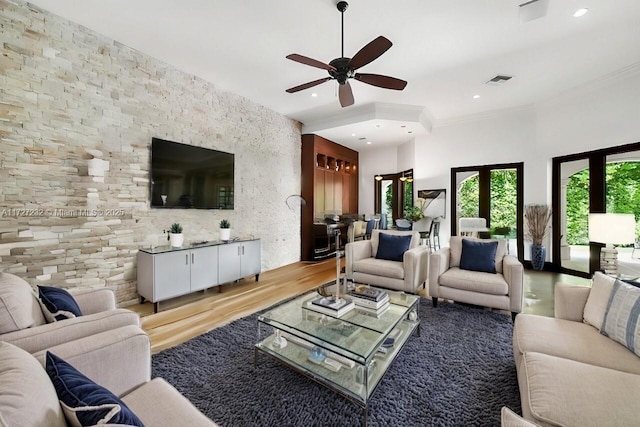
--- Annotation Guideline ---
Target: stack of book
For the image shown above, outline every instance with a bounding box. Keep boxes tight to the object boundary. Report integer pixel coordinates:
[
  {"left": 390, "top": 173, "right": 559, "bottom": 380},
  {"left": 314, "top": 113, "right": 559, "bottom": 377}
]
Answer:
[
  {"left": 306, "top": 296, "right": 355, "bottom": 317},
  {"left": 348, "top": 286, "right": 390, "bottom": 315}
]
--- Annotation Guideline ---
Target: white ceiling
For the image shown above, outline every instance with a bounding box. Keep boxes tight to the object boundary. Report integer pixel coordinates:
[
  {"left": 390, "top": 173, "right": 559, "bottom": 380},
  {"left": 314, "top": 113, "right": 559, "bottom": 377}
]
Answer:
[{"left": 27, "top": 0, "right": 640, "bottom": 151}]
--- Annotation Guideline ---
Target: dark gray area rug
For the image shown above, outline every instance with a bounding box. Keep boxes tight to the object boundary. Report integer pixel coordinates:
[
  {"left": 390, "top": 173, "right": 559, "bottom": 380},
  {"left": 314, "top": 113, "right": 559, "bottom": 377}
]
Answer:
[{"left": 152, "top": 298, "right": 520, "bottom": 426}]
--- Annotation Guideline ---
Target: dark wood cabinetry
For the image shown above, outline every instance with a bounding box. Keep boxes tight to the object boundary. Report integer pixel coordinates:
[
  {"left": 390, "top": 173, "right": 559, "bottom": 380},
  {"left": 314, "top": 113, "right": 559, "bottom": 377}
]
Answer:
[{"left": 301, "top": 134, "right": 359, "bottom": 261}]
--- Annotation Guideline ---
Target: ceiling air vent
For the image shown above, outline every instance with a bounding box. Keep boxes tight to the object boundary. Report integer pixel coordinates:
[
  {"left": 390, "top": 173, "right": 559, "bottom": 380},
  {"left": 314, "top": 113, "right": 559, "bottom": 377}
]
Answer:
[
  {"left": 519, "top": 0, "right": 549, "bottom": 23},
  {"left": 485, "top": 75, "right": 513, "bottom": 86}
]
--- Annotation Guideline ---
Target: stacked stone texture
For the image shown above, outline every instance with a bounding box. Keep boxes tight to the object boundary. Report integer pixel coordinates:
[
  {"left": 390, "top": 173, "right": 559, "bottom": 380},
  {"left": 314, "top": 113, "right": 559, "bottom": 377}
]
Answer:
[{"left": 0, "top": 0, "right": 302, "bottom": 304}]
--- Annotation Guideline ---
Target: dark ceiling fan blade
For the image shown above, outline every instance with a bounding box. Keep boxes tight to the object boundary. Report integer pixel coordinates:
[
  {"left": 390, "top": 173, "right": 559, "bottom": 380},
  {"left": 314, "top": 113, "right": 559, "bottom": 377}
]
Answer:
[
  {"left": 338, "top": 82, "right": 354, "bottom": 107},
  {"left": 286, "top": 54, "right": 336, "bottom": 71},
  {"left": 349, "top": 36, "right": 393, "bottom": 70},
  {"left": 286, "top": 77, "right": 332, "bottom": 93},
  {"left": 354, "top": 73, "right": 407, "bottom": 90}
]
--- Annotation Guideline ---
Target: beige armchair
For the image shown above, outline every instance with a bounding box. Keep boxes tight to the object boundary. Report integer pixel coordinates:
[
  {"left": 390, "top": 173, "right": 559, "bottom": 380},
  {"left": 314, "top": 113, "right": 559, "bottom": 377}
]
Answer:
[
  {"left": 345, "top": 230, "right": 430, "bottom": 293},
  {"left": 0, "top": 271, "right": 140, "bottom": 354},
  {"left": 429, "top": 236, "right": 524, "bottom": 320}
]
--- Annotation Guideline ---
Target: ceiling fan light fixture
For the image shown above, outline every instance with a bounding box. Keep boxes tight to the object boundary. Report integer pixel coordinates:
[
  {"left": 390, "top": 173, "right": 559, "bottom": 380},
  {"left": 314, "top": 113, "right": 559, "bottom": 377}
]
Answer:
[{"left": 284, "top": 1, "right": 407, "bottom": 107}]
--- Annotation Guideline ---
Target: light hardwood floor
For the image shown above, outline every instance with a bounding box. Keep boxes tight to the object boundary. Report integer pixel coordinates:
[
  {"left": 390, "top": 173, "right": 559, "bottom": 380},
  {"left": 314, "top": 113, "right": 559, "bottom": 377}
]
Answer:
[{"left": 131, "top": 258, "right": 351, "bottom": 354}]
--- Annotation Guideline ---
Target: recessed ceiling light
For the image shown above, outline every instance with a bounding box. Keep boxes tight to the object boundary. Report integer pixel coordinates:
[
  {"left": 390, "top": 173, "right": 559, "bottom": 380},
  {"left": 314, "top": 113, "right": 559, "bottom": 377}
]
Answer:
[
  {"left": 573, "top": 8, "right": 588, "bottom": 17},
  {"left": 366, "top": 141, "right": 372, "bottom": 145},
  {"left": 351, "top": 133, "right": 356, "bottom": 137},
  {"left": 311, "top": 93, "right": 318, "bottom": 97},
  {"left": 473, "top": 94, "right": 480, "bottom": 99}
]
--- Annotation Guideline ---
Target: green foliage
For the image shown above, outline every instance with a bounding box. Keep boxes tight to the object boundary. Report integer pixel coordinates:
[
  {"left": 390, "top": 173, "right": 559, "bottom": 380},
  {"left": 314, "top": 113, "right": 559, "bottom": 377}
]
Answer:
[
  {"left": 403, "top": 181, "right": 413, "bottom": 217},
  {"left": 490, "top": 170, "right": 517, "bottom": 229},
  {"left": 565, "top": 162, "right": 640, "bottom": 244},
  {"left": 459, "top": 175, "right": 479, "bottom": 218},
  {"left": 565, "top": 169, "right": 589, "bottom": 244},
  {"left": 219, "top": 219, "right": 231, "bottom": 229}
]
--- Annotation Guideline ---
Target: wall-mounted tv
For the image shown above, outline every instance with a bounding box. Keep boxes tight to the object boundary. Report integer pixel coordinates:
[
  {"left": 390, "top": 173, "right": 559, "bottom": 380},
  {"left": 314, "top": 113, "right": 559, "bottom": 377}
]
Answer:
[{"left": 150, "top": 138, "right": 234, "bottom": 209}]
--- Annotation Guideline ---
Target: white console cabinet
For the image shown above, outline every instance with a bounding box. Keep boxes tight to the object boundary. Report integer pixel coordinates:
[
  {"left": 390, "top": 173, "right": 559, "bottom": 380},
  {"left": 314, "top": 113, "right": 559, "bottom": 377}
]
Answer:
[
  {"left": 137, "top": 238, "right": 260, "bottom": 312},
  {"left": 217, "top": 240, "right": 261, "bottom": 284}
]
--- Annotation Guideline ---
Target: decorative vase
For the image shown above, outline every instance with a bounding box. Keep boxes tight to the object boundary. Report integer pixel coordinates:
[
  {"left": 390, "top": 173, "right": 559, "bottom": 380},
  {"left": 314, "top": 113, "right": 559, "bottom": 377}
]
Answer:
[
  {"left": 169, "top": 233, "right": 184, "bottom": 248},
  {"left": 531, "top": 244, "right": 546, "bottom": 271},
  {"left": 219, "top": 228, "right": 231, "bottom": 242}
]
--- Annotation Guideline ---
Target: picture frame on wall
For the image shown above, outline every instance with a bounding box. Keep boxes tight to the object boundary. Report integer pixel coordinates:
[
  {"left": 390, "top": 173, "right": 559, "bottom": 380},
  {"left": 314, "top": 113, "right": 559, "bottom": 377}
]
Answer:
[{"left": 417, "top": 189, "right": 446, "bottom": 218}]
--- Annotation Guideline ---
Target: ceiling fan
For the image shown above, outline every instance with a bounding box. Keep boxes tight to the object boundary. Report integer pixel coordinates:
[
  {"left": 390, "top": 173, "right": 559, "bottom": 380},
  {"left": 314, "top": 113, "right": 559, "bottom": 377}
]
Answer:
[{"left": 285, "top": 1, "right": 407, "bottom": 108}]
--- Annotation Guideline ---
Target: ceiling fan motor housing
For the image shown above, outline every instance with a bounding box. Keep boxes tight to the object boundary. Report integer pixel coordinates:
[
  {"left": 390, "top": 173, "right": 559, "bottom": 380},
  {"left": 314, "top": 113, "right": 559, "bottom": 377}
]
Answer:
[{"left": 329, "top": 57, "right": 355, "bottom": 85}]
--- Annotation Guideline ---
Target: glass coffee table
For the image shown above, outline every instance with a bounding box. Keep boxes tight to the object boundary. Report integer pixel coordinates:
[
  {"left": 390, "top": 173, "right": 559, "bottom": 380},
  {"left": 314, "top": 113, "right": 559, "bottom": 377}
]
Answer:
[{"left": 254, "top": 287, "right": 420, "bottom": 425}]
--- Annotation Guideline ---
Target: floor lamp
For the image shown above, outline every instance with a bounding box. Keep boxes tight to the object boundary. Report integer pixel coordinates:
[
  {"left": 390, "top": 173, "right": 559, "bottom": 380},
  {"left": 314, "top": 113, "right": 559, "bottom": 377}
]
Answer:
[{"left": 588, "top": 213, "right": 636, "bottom": 275}]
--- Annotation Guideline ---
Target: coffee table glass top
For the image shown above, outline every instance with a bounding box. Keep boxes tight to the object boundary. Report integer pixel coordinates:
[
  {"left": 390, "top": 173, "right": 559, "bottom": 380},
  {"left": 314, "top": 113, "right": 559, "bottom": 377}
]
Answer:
[{"left": 258, "top": 289, "right": 419, "bottom": 365}]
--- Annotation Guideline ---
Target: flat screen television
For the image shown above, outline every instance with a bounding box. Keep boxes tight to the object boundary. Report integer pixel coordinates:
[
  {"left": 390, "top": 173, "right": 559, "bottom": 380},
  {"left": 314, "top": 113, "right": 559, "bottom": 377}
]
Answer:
[{"left": 150, "top": 138, "right": 234, "bottom": 209}]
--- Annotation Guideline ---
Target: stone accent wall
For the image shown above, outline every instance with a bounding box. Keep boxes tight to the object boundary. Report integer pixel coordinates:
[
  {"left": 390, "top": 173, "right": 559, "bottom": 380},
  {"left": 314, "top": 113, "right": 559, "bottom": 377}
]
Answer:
[{"left": 0, "top": 1, "right": 302, "bottom": 304}]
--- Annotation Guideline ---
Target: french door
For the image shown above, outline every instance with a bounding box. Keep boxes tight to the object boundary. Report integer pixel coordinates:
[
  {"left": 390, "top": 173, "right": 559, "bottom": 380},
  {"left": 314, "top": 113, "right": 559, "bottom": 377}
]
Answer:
[
  {"left": 451, "top": 163, "right": 524, "bottom": 261},
  {"left": 552, "top": 142, "right": 640, "bottom": 277}
]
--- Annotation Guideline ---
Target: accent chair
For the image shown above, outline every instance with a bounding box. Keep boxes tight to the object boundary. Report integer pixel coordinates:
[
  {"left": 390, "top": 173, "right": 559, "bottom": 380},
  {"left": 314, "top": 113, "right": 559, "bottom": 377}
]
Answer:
[{"left": 428, "top": 236, "right": 524, "bottom": 320}]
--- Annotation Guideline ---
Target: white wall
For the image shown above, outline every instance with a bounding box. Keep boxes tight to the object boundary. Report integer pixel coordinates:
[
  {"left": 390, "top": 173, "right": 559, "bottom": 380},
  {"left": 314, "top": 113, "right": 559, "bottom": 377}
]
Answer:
[
  {"left": 369, "top": 69, "right": 640, "bottom": 259},
  {"left": 358, "top": 146, "right": 398, "bottom": 216}
]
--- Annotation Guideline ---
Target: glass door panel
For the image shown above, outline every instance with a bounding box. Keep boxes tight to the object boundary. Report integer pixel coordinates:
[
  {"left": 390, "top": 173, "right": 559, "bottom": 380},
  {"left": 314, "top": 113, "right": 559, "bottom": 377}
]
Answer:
[
  {"left": 605, "top": 152, "right": 640, "bottom": 275},
  {"left": 490, "top": 169, "right": 518, "bottom": 254},
  {"left": 559, "top": 159, "right": 590, "bottom": 273},
  {"left": 456, "top": 171, "right": 479, "bottom": 233}
]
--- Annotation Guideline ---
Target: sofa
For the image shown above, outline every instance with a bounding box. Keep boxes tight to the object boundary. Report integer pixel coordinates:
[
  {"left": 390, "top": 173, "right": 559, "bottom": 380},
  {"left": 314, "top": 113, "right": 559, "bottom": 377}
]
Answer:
[
  {"left": 0, "top": 271, "right": 140, "bottom": 355},
  {"left": 0, "top": 332, "right": 217, "bottom": 426},
  {"left": 345, "top": 229, "right": 429, "bottom": 293},
  {"left": 512, "top": 272, "right": 640, "bottom": 426},
  {"left": 0, "top": 271, "right": 217, "bottom": 426},
  {"left": 429, "top": 236, "right": 524, "bottom": 320}
]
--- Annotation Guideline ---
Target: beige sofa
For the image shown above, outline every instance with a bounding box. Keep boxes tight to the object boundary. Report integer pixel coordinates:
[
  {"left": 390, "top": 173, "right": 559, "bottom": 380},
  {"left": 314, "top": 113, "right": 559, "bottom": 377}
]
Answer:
[
  {"left": 0, "top": 332, "right": 217, "bottom": 426},
  {"left": 0, "top": 271, "right": 217, "bottom": 426},
  {"left": 0, "top": 271, "right": 140, "bottom": 354},
  {"left": 345, "top": 229, "right": 430, "bottom": 293},
  {"left": 429, "top": 236, "right": 524, "bottom": 320},
  {"left": 512, "top": 272, "right": 640, "bottom": 426}
]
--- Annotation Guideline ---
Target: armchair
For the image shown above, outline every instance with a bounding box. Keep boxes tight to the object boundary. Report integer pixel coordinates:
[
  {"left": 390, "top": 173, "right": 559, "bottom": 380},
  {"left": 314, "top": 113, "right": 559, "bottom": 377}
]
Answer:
[
  {"left": 346, "top": 230, "right": 430, "bottom": 293},
  {"left": 0, "top": 271, "right": 140, "bottom": 354},
  {"left": 428, "top": 236, "right": 524, "bottom": 320}
]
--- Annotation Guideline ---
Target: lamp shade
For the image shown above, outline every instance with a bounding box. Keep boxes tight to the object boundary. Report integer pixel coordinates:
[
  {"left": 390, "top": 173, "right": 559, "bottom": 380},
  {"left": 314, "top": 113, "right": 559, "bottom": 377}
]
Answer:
[{"left": 588, "top": 213, "right": 636, "bottom": 245}]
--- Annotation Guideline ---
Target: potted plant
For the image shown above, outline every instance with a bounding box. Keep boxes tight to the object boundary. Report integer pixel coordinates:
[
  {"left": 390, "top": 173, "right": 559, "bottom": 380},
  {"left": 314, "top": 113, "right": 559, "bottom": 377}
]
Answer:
[
  {"left": 166, "top": 223, "right": 184, "bottom": 248},
  {"left": 525, "top": 204, "right": 552, "bottom": 270},
  {"left": 219, "top": 219, "right": 231, "bottom": 242}
]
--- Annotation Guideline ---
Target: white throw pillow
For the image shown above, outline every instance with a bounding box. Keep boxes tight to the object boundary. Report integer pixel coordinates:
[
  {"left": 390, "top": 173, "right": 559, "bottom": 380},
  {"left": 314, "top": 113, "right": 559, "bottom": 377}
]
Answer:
[{"left": 583, "top": 272, "right": 615, "bottom": 330}]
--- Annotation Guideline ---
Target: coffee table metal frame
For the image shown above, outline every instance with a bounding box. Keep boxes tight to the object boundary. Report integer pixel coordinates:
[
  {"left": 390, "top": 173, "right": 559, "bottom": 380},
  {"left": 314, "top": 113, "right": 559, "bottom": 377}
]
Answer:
[{"left": 254, "top": 288, "right": 420, "bottom": 425}]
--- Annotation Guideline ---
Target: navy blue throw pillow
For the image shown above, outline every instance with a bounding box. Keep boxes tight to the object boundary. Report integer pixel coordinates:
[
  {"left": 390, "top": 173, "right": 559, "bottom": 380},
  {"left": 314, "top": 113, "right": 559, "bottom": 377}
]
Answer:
[
  {"left": 38, "top": 285, "right": 82, "bottom": 322},
  {"left": 459, "top": 239, "right": 498, "bottom": 274},
  {"left": 45, "top": 352, "right": 144, "bottom": 426},
  {"left": 376, "top": 233, "right": 412, "bottom": 262}
]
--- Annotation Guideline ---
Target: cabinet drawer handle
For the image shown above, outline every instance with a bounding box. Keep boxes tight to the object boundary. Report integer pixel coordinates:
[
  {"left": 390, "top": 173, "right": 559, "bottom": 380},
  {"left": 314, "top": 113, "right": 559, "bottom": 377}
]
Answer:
[
  {"left": 242, "top": 246, "right": 245, "bottom": 255},
  {"left": 192, "top": 253, "right": 195, "bottom": 264},
  {"left": 185, "top": 254, "right": 188, "bottom": 265}
]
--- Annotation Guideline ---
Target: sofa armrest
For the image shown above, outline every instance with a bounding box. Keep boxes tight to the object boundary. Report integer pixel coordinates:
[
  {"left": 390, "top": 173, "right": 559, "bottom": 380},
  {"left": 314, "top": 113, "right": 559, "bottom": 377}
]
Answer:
[
  {"left": 503, "top": 255, "right": 524, "bottom": 314},
  {"left": 1, "top": 308, "right": 140, "bottom": 354},
  {"left": 345, "top": 240, "right": 372, "bottom": 278},
  {"left": 71, "top": 288, "right": 117, "bottom": 314},
  {"left": 403, "top": 246, "right": 430, "bottom": 293},
  {"left": 33, "top": 324, "right": 151, "bottom": 397},
  {"left": 428, "top": 248, "right": 450, "bottom": 298},
  {"left": 554, "top": 283, "right": 591, "bottom": 321},
  {"left": 122, "top": 378, "right": 218, "bottom": 426}
]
